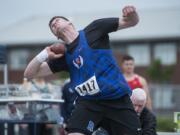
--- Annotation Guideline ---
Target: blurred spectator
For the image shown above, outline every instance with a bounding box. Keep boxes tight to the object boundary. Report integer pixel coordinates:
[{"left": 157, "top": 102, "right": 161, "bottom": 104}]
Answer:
[
  {"left": 31, "top": 77, "right": 54, "bottom": 135},
  {"left": 8, "top": 102, "right": 23, "bottom": 120},
  {"left": 31, "top": 78, "right": 53, "bottom": 93},
  {"left": 19, "top": 77, "right": 54, "bottom": 135},
  {"left": 131, "top": 88, "right": 157, "bottom": 135},
  {"left": 20, "top": 78, "right": 32, "bottom": 92},
  {"left": 61, "top": 79, "right": 77, "bottom": 125},
  {"left": 0, "top": 103, "right": 23, "bottom": 135},
  {"left": 19, "top": 77, "right": 31, "bottom": 135},
  {"left": 59, "top": 79, "right": 77, "bottom": 135},
  {"left": 122, "top": 55, "right": 152, "bottom": 110}
]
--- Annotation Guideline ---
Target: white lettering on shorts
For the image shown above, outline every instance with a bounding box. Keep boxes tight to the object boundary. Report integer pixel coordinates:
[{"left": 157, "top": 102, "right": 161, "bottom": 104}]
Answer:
[{"left": 75, "top": 75, "right": 100, "bottom": 96}]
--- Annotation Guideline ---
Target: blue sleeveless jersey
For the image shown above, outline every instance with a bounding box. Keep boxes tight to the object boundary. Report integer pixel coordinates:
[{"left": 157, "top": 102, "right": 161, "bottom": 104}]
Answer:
[{"left": 65, "top": 30, "right": 131, "bottom": 99}]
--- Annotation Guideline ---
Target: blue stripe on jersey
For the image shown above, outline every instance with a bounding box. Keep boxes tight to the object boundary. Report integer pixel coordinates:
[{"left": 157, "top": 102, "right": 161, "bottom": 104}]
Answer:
[{"left": 65, "top": 30, "right": 131, "bottom": 99}]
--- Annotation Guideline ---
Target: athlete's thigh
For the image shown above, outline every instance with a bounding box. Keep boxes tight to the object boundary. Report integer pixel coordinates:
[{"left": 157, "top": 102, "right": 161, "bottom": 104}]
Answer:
[
  {"left": 103, "top": 110, "right": 141, "bottom": 135},
  {"left": 103, "top": 96, "right": 141, "bottom": 135},
  {"left": 66, "top": 101, "right": 103, "bottom": 135},
  {"left": 109, "top": 119, "right": 141, "bottom": 135}
]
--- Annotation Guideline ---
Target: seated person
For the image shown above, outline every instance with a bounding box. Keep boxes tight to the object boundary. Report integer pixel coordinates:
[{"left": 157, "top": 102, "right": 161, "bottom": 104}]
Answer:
[
  {"left": 19, "top": 78, "right": 55, "bottom": 135},
  {"left": 31, "top": 78, "right": 53, "bottom": 93},
  {"left": 130, "top": 88, "right": 157, "bottom": 135}
]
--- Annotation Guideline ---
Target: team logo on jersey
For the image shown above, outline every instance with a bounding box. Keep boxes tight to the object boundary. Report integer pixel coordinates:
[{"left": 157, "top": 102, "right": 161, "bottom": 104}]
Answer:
[
  {"left": 73, "top": 55, "right": 83, "bottom": 69},
  {"left": 86, "top": 120, "right": 94, "bottom": 132}
]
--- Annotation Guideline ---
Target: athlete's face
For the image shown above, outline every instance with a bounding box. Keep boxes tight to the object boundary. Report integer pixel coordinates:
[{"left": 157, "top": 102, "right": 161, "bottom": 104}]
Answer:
[
  {"left": 122, "top": 60, "right": 135, "bottom": 74},
  {"left": 131, "top": 99, "right": 146, "bottom": 115},
  {"left": 50, "top": 18, "right": 72, "bottom": 39}
]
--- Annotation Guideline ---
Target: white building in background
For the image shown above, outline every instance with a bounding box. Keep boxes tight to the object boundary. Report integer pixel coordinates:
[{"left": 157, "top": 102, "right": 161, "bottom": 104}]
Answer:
[
  {"left": 0, "top": 7, "right": 180, "bottom": 80},
  {"left": 0, "top": 1, "right": 180, "bottom": 115}
]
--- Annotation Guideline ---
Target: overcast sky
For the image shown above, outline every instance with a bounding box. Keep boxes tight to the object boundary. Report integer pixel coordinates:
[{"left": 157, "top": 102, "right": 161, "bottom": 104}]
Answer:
[{"left": 0, "top": 0, "right": 180, "bottom": 30}]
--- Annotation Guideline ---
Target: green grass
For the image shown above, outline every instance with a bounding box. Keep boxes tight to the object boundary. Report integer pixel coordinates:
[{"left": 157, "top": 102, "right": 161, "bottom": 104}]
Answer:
[{"left": 157, "top": 117, "right": 176, "bottom": 132}]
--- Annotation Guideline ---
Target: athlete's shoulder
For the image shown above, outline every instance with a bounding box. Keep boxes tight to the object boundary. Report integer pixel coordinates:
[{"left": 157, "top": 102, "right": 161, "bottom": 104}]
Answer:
[
  {"left": 84, "top": 18, "right": 119, "bottom": 32},
  {"left": 136, "top": 74, "right": 147, "bottom": 85},
  {"left": 135, "top": 74, "right": 144, "bottom": 80}
]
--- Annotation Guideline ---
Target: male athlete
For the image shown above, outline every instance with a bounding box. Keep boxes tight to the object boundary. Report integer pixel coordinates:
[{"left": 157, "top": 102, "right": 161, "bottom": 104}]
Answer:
[
  {"left": 122, "top": 55, "right": 152, "bottom": 110},
  {"left": 24, "top": 6, "right": 141, "bottom": 135}
]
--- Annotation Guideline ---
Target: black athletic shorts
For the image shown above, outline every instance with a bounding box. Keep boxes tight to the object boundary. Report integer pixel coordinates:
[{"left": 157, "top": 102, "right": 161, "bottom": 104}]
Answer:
[{"left": 66, "top": 94, "right": 142, "bottom": 135}]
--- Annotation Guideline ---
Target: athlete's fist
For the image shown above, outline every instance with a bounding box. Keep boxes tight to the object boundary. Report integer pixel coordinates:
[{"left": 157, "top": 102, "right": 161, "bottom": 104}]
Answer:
[
  {"left": 46, "top": 43, "right": 65, "bottom": 59},
  {"left": 120, "top": 6, "right": 139, "bottom": 28}
]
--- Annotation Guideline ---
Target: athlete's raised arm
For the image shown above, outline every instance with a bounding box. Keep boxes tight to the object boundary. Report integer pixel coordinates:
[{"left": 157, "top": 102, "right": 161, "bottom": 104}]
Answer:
[{"left": 118, "top": 6, "right": 139, "bottom": 30}]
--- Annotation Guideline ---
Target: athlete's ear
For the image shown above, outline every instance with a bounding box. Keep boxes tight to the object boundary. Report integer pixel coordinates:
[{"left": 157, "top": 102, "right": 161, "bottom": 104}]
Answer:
[{"left": 69, "top": 22, "right": 75, "bottom": 28}]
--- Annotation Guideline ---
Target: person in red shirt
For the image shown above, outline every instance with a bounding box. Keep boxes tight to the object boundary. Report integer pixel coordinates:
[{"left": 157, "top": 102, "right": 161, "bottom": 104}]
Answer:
[{"left": 122, "top": 55, "right": 152, "bottom": 110}]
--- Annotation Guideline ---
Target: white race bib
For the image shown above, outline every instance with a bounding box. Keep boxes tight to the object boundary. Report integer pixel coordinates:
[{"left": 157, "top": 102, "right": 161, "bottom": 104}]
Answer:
[{"left": 75, "top": 75, "right": 100, "bottom": 96}]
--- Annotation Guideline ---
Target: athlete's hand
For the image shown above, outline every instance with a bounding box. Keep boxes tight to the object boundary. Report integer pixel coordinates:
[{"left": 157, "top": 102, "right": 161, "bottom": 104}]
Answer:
[
  {"left": 119, "top": 6, "right": 139, "bottom": 29},
  {"left": 46, "top": 46, "right": 64, "bottom": 60}
]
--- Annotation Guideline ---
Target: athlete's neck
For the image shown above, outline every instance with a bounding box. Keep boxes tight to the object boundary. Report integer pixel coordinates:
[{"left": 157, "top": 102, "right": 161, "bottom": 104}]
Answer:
[
  {"left": 66, "top": 31, "right": 79, "bottom": 44},
  {"left": 61, "top": 29, "right": 79, "bottom": 44},
  {"left": 124, "top": 72, "right": 135, "bottom": 80}
]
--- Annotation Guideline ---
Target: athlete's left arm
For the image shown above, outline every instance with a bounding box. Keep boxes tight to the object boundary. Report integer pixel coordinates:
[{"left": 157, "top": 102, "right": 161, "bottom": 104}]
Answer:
[
  {"left": 118, "top": 5, "right": 139, "bottom": 30},
  {"left": 141, "top": 77, "right": 153, "bottom": 110}
]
